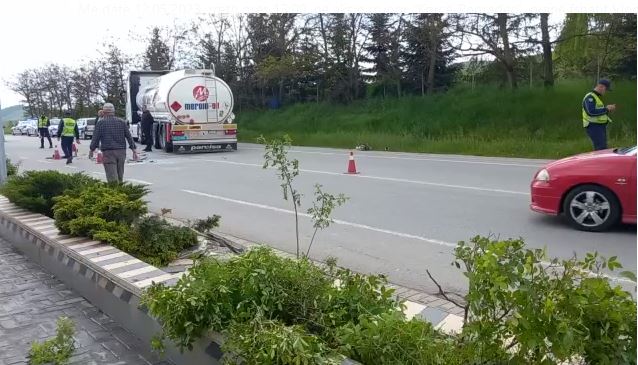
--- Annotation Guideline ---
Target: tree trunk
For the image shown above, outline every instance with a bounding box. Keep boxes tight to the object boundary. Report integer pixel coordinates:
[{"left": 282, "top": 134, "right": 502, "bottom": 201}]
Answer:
[
  {"left": 427, "top": 53, "right": 436, "bottom": 94},
  {"left": 540, "top": 13, "right": 554, "bottom": 87},
  {"left": 497, "top": 13, "right": 517, "bottom": 89}
]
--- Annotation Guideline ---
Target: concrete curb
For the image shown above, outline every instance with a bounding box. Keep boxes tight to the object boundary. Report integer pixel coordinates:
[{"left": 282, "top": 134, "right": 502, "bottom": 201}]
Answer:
[{"left": 0, "top": 197, "right": 223, "bottom": 365}]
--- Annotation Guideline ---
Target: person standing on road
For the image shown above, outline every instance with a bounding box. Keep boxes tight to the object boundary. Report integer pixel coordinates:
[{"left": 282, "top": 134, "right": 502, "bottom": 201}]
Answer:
[
  {"left": 89, "top": 103, "right": 138, "bottom": 184},
  {"left": 140, "top": 107, "right": 154, "bottom": 152},
  {"left": 94, "top": 109, "right": 103, "bottom": 126},
  {"left": 56, "top": 111, "right": 80, "bottom": 164},
  {"left": 582, "top": 79, "right": 615, "bottom": 151},
  {"left": 37, "top": 114, "right": 52, "bottom": 149}
]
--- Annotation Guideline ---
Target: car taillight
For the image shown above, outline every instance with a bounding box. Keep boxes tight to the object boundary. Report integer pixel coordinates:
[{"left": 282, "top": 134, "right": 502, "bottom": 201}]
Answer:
[
  {"left": 224, "top": 129, "right": 237, "bottom": 135},
  {"left": 172, "top": 130, "right": 184, "bottom": 136}
]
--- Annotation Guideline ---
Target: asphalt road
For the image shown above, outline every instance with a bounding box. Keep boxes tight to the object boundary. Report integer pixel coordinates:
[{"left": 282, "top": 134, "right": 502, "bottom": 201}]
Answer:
[{"left": 4, "top": 135, "right": 636, "bottom": 295}]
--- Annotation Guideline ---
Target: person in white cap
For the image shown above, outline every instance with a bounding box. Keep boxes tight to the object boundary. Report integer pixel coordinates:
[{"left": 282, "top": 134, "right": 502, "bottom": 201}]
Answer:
[{"left": 89, "top": 103, "right": 138, "bottom": 183}]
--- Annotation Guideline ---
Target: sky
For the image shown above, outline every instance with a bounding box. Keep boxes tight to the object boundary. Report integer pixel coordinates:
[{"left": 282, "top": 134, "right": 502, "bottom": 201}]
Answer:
[{"left": 0, "top": 0, "right": 634, "bottom": 108}]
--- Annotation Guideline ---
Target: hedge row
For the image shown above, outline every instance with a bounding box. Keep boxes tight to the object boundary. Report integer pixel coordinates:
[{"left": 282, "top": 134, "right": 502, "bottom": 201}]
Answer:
[{"left": 1, "top": 170, "right": 197, "bottom": 266}]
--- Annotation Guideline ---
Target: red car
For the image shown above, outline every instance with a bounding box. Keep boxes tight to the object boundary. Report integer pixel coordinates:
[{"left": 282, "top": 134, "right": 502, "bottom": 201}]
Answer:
[{"left": 531, "top": 146, "right": 637, "bottom": 231}]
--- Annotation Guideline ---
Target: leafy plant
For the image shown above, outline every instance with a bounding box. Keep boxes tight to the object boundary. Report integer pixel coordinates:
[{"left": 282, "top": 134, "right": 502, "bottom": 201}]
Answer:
[
  {"left": 224, "top": 316, "right": 344, "bottom": 365},
  {"left": 191, "top": 215, "right": 221, "bottom": 233},
  {"left": 450, "top": 236, "right": 637, "bottom": 364},
  {"left": 306, "top": 184, "right": 347, "bottom": 256},
  {"left": 258, "top": 134, "right": 302, "bottom": 257},
  {"left": 6, "top": 158, "right": 19, "bottom": 176},
  {"left": 142, "top": 247, "right": 398, "bottom": 357},
  {"left": 53, "top": 184, "right": 147, "bottom": 234},
  {"left": 1, "top": 170, "right": 98, "bottom": 216},
  {"left": 258, "top": 135, "right": 348, "bottom": 258},
  {"left": 335, "top": 312, "right": 460, "bottom": 365},
  {"left": 28, "top": 316, "right": 75, "bottom": 365},
  {"left": 132, "top": 216, "right": 199, "bottom": 266}
]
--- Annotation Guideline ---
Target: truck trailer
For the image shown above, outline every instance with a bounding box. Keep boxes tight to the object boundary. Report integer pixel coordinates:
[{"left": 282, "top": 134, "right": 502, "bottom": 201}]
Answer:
[{"left": 125, "top": 69, "right": 237, "bottom": 153}]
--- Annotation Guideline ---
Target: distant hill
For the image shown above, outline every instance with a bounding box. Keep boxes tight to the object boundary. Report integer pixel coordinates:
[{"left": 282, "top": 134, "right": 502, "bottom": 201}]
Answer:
[{"left": 1, "top": 105, "right": 27, "bottom": 126}]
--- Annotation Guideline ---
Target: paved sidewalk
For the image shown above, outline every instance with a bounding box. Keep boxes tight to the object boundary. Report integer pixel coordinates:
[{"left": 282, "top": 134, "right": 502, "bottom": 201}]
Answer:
[{"left": 0, "top": 238, "right": 167, "bottom": 365}]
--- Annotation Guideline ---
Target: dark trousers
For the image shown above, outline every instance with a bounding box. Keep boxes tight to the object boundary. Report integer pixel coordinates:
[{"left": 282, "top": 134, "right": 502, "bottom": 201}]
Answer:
[
  {"left": 60, "top": 136, "right": 74, "bottom": 162},
  {"left": 142, "top": 125, "right": 153, "bottom": 151},
  {"left": 39, "top": 128, "right": 52, "bottom": 148},
  {"left": 585, "top": 123, "right": 608, "bottom": 151}
]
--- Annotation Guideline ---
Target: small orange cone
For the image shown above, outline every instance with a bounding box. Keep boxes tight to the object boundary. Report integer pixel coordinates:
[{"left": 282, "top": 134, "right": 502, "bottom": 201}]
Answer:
[
  {"left": 72, "top": 143, "right": 78, "bottom": 157},
  {"left": 53, "top": 146, "right": 61, "bottom": 160},
  {"left": 346, "top": 151, "right": 359, "bottom": 174},
  {"left": 96, "top": 150, "right": 103, "bottom": 164}
]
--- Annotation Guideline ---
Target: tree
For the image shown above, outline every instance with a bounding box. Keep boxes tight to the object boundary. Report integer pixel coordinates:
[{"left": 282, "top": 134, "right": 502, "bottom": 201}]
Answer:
[
  {"left": 100, "top": 43, "right": 129, "bottom": 115},
  {"left": 539, "top": 14, "right": 554, "bottom": 87},
  {"left": 403, "top": 13, "right": 454, "bottom": 95},
  {"left": 363, "top": 14, "right": 393, "bottom": 97},
  {"left": 144, "top": 27, "right": 171, "bottom": 70},
  {"left": 453, "top": 13, "right": 526, "bottom": 89}
]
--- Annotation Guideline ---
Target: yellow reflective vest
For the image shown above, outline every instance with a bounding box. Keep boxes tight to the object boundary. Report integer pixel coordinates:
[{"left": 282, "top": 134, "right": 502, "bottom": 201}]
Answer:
[
  {"left": 582, "top": 92, "right": 611, "bottom": 127},
  {"left": 61, "top": 118, "right": 76, "bottom": 137}
]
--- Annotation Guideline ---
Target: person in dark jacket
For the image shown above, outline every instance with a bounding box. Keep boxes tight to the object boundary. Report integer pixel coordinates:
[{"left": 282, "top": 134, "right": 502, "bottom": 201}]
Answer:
[
  {"left": 89, "top": 103, "right": 138, "bottom": 184},
  {"left": 56, "top": 111, "right": 80, "bottom": 164},
  {"left": 140, "top": 108, "right": 154, "bottom": 152}
]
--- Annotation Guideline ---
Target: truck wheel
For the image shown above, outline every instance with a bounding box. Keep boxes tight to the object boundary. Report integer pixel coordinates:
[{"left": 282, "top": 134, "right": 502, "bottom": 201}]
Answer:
[
  {"left": 231, "top": 143, "right": 238, "bottom": 151},
  {"left": 159, "top": 126, "right": 173, "bottom": 153},
  {"left": 154, "top": 124, "right": 162, "bottom": 149}
]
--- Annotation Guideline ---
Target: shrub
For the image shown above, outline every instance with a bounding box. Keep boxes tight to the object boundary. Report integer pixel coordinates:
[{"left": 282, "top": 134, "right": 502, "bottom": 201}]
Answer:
[
  {"left": 1, "top": 170, "right": 98, "bottom": 216},
  {"left": 132, "top": 216, "right": 198, "bottom": 266},
  {"left": 142, "top": 247, "right": 399, "bottom": 354},
  {"left": 28, "top": 316, "right": 75, "bottom": 365},
  {"left": 53, "top": 183, "right": 147, "bottom": 231},
  {"left": 144, "top": 238, "right": 636, "bottom": 364},
  {"left": 453, "top": 236, "right": 637, "bottom": 364},
  {"left": 224, "top": 318, "right": 344, "bottom": 365},
  {"left": 334, "top": 312, "right": 461, "bottom": 365},
  {"left": 6, "top": 158, "right": 19, "bottom": 176}
]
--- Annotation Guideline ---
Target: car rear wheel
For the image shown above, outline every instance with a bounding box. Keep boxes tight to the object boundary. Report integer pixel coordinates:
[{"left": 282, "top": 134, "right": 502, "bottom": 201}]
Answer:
[{"left": 563, "top": 184, "right": 620, "bottom": 232}]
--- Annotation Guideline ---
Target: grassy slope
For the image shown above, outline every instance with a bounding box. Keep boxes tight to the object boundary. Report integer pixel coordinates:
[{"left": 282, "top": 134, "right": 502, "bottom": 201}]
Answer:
[{"left": 237, "top": 80, "right": 636, "bottom": 159}]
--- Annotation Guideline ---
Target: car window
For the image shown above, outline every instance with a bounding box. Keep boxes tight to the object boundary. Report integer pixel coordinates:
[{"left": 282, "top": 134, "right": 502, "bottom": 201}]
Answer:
[{"left": 614, "top": 146, "right": 636, "bottom": 156}]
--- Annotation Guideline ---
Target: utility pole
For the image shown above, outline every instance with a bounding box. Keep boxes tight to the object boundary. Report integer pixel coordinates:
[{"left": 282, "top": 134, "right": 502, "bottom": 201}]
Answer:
[{"left": 0, "top": 97, "right": 8, "bottom": 184}]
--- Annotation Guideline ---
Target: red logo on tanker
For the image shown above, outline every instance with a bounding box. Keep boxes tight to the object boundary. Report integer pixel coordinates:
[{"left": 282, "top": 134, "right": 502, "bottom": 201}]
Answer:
[{"left": 193, "top": 86, "right": 209, "bottom": 102}]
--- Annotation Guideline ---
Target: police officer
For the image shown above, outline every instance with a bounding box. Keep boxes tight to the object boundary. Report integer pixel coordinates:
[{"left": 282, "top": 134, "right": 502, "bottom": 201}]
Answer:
[
  {"left": 37, "top": 114, "right": 52, "bottom": 149},
  {"left": 56, "top": 111, "right": 80, "bottom": 164},
  {"left": 582, "top": 79, "right": 616, "bottom": 151}
]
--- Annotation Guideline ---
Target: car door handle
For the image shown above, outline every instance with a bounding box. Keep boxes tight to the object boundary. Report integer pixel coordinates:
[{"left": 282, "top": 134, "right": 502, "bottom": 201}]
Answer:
[{"left": 616, "top": 178, "right": 627, "bottom": 185}]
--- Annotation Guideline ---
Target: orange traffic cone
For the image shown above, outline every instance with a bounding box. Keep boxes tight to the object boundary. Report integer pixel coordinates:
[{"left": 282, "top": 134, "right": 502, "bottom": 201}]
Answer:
[
  {"left": 96, "top": 150, "right": 103, "bottom": 164},
  {"left": 72, "top": 143, "right": 78, "bottom": 157},
  {"left": 346, "top": 151, "right": 359, "bottom": 174},
  {"left": 53, "top": 146, "right": 61, "bottom": 160}
]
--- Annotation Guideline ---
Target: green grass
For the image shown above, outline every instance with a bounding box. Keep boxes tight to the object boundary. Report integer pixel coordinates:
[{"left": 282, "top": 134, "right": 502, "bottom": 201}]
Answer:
[{"left": 237, "top": 79, "right": 637, "bottom": 159}]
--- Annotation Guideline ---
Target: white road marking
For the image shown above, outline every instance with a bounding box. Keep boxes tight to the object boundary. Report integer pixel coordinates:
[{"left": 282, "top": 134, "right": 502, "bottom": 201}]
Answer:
[
  {"left": 240, "top": 146, "right": 545, "bottom": 167},
  {"left": 181, "top": 189, "right": 458, "bottom": 248},
  {"left": 37, "top": 160, "right": 53, "bottom": 164},
  {"left": 180, "top": 189, "right": 634, "bottom": 284},
  {"left": 65, "top": 166, "right": 78, "bottom": 169},
  {"left": 200, "top": 159, "right": 528, "bottom": 196},
  {"left": 91, "top": 172, "right": 106, "bottom": 176},
  {"left": 126, "top": 178, "right": 153, "bottom": 185}
]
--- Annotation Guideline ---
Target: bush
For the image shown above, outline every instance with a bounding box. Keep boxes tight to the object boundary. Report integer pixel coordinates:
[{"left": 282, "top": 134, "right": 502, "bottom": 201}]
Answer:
[
  {"left": 53, "top": 184, "right": 147, "bottom": 231},
  {"left": 1, "top": 171, "right": 98, "bottom": 216},
  {"left": 335, "top": 312, "right": 462, "bottom": 365},
  {"left": 28, "top": 316, "right": 75, "bottom": 365},
  {"left": 454, "top": 236, "right": 637, "bottom": 364},
  {"left": 132, "top": 216, "right": 198, "bottom": 266},
  {"left": 142, "top": 247, "right": 399, "bottom": 354},
  {"left": 6, "top": 158, "right": 19, "bottom": 176},
  {"left": 53, "top": 183, "right": 147, "bottom": 250},
  {"left": 143, "top": 238, "right": 636, "bottom": 364}
]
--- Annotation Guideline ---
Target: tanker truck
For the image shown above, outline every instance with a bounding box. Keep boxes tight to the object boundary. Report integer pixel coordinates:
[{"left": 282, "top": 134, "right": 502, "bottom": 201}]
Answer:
[{"left": 125, "top": 68, "right": 237, "bottom": 153}]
